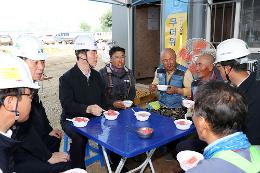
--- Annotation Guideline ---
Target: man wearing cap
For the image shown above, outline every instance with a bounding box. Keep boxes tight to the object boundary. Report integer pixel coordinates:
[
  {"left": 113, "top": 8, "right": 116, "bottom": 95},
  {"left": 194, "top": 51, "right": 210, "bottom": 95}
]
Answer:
[
  {"left": 13, "top": 35, "right": 62, "bottom": 153},
  {"left": 59, "top": 35, "right": 106, "bottom": 168},
  {"left": 215, "top": 38, "right": 260, "bottom": 145},
  {"left": 0, "top": 53, "right": 39, "bottom": 173}
]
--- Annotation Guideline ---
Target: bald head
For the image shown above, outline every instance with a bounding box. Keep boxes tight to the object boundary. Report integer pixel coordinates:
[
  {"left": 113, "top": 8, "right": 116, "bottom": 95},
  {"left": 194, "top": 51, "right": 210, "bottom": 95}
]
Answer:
[
  {"left": 160, "top": 48, "right": 176, "bottom": 60},
  {"left": 160, "top": 48, "right": 177, "bottom": 72},
  {"left": 196, "top": 53, "right": 215, "bottom": 80}
]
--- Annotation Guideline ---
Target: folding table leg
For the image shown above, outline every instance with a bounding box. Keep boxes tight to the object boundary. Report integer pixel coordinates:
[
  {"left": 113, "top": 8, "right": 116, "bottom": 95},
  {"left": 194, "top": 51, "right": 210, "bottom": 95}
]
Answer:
[
  {"left": 115, "top": 158, "right": 127, "bottom": 173},
  {"left": 148, "top": 157, "right": 155, "bottom": 173},
  {"left": 102, "top": 146, "right": 113, "bottom": 173},
  {"left": 102, "top": 146, "right": 127, "bottom": 173},
  {"left": 127, "top": 148, "right": 156, "bottom": 173},
  {"left": 102, "top": 146, "right": 156, "bottom": 173},
  {"left": 140, "top": 149, "right": 156, "bottom": 173}
]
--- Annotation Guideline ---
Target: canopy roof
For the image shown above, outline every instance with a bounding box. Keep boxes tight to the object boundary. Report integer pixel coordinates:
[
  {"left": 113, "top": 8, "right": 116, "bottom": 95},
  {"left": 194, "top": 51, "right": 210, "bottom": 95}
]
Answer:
[{"left": 89, "top": 0, "right": 159, "bottom": 6}]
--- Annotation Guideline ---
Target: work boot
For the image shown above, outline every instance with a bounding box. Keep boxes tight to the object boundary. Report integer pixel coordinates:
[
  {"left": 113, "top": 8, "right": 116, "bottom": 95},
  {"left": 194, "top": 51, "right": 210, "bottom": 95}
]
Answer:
[{"left": 165, "top": 152, "right": 174, "bottom": 161}]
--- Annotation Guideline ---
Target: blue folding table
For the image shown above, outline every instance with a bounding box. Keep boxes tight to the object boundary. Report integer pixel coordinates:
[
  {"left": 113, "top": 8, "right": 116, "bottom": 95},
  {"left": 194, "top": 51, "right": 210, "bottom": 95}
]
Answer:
[{"left": 74, "top": 107, "right": 195, "bottom": 173}]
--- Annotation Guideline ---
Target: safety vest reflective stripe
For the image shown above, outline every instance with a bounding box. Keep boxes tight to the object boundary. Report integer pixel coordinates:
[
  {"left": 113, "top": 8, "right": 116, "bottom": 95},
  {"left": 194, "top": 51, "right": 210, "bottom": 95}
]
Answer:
[
  {"left": 213, "top": 146, "right": 260, "bottom": 173},
  {"left": 250, "top": 146, "right": 260, "bottom": 170}
]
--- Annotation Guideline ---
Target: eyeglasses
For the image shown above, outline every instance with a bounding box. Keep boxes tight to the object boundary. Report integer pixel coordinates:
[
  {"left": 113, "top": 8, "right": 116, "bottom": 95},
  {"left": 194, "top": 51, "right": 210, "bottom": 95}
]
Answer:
[
  {"left": 21, "top": 90, "right": 35, "bottom": 99},
  {"left": 1, "top": 89, "right": 35, "bottom": 102},
  {"left": 21, "top": 93, "right": 34, "bottom": 99}
]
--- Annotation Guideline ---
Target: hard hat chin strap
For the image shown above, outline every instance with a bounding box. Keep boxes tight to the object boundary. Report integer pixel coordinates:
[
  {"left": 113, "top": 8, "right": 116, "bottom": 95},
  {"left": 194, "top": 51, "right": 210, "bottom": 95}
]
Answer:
[
  {"left": 224, "top": 66, "right": 233, "bottom": 83},
  {"left": 84, "top": 50, "right": 94, "bottom": 69},
  {"left": 77, "top": 50, "right": 93, "bottom": 69},
  {"left": 76, "top": 50, "right": 94, "bottom": 69},
  {"left": 10, "top": 95, "right": 20, "bottom": 131},
  {"left": 12, "top": 95, "right": 20, "bottom": 121},
  {"left": 80, "top": 57, "right": 94, "bottom": 69}
]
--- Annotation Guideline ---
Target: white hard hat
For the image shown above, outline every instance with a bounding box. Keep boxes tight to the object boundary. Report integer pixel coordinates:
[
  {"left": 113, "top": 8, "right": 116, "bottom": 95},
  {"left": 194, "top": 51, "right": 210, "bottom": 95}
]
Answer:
[
  {"left": 74, "top": 35, "right": 97, "bottom": 51},
  {"left": 13, "top": 35, "right": 47, "bottom": 60},
  {"left": 215, "top": 38, "right": 250, "bottom": 64},
  {"left": 0, "top": 53, "right": 40, "bottom": 90}
]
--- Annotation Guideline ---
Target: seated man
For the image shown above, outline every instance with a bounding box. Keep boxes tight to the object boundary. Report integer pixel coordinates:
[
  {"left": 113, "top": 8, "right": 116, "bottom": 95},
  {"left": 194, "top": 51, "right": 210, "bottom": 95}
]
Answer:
[
  {"left": 99, "top": 46, "right": 136, "bottom": 110},
  {"left": 191, "top": 52, "right": 222, "bottom": 98},
  {"left": 0, "top": 53, "right": 40, "bottom": 173},
  {"left": 14, "top": 35, "right": 62, "bottom": 152},
  {"left": 13, "top": 120, "right": 71, "bottom": 173},
  {"left": 215, "top": 38, "right": 260, "bottom": 145},
  {"left": 59, "top": 35, "right": 105, "bottom": 169},
  {"left": 176, "top": 53, "right": 222, "bottom": 154},
  {"left": 11, "top": 36, "right": 72, "bottom": 173},
  {"left": 149, "top": 48, "right": 193, "bottom": 119},
  {"left": 99, "top": 46, "right": 135, "bottom": 171},
  {"left": 148, "top": 48, "right": 193, "bottom": 160},
  {"left": 187, "top": 81, "right": 260, "bottom": 173}
]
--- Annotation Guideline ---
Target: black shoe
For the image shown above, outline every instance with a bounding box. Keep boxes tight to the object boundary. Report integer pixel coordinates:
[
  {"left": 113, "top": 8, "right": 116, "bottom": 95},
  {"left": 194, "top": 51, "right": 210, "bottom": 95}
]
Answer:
[
  {"left": 165, "top": 152, "right": 174, "bottom": 161},
  {"left": 133, "top": 154, "right": 145, "bottom": 163},
  {"left": 111, "top": 164, "right": 129, "bottom": 172}
]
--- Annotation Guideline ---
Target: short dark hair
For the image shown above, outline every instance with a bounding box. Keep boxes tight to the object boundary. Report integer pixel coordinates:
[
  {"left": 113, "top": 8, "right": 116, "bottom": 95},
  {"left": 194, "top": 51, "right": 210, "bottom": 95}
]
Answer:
[
  {"left": 220, "top": 58, "right": 247, "bottom": 72},
  {"left": 0, "top": 88, "right": 21, "bottom": 106},
  {"left": 194, "top": 81, "right": 247, "bottom": 135},
  {"left": 109, "top": 46, "right": 125, "bottom": 57},
  {"left": 75, "top": 50, "right": 88, "bottom": 60}
]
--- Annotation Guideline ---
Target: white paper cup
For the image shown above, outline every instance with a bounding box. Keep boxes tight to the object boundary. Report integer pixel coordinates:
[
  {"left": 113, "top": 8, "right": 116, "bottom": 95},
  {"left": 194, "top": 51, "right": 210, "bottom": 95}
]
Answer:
[
  {"left": 123, "top": 100, "right": 133, "bottom": 108},
  {"left": 174, "top": 119, "right": 192, "bottom": 130},
  {"left": 177, "top": 150, "right": 204, "bottom": 171},
  {"left": 72, "top": 117, "right": 89, "bottom": 127},
  {"left": 157, "top": 85, "right": 168, "bottom": 91},
  {"left": 135, "top": 111, "right": 151, "bottom": 121},
  {"left": 182, "top": 99, "right": 195, "bottom": 108},
  {"left": 103, "top": 110, "right": 119, "bottom": 120}
]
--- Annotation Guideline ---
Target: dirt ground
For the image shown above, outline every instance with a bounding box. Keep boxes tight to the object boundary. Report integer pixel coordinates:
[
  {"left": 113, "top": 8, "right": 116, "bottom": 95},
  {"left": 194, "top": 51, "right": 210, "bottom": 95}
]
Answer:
[{"left": 1, "top": 45, "right": 182, "bottom": 173}]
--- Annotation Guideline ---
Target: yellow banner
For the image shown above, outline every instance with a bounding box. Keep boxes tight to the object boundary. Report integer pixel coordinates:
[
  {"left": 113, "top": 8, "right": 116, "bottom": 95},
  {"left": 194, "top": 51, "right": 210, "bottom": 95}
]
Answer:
[{"left": 165, "top": 12, "right": 187, "bottom": 53}]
